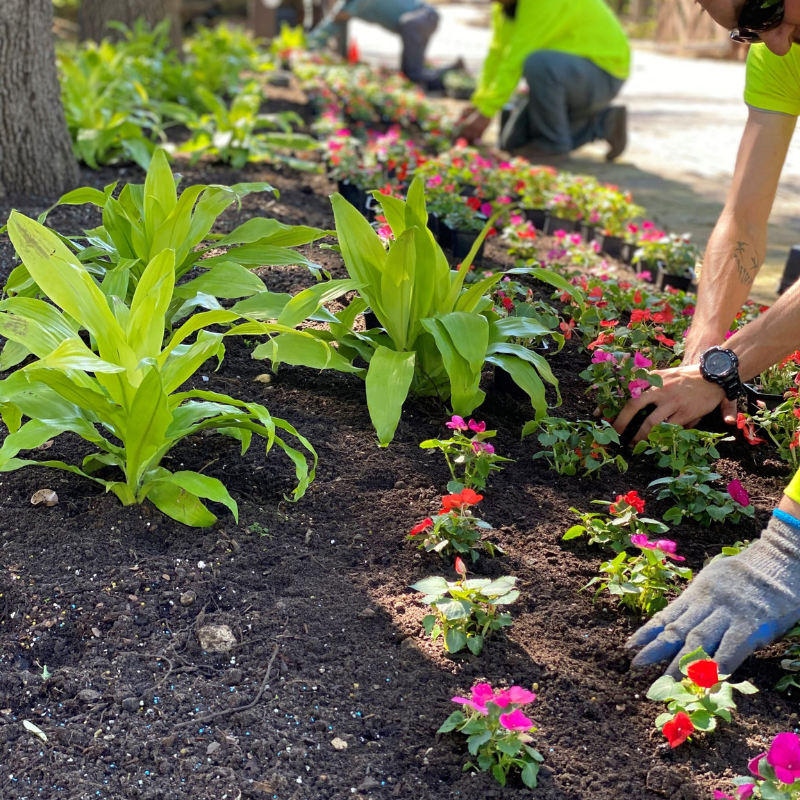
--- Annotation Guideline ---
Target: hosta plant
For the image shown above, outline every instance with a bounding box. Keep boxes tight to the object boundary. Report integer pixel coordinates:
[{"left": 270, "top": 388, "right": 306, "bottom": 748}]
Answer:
[
  {"left": 419, "top": 415, "right": 510, "bottom": 492},
  {"left": 439, "top": 683, "right": 544, "bottom": 788},
  {"left": 524, "top": 417, "right": 628, "bottom": 477},
  {"left": 585, "top": 535, "right": 692, "bottom": 616},
  {"left": 649, "top": 469, "right": 755, "bottom": 526},
  {"left": 411, "top": 559, "right": 518, "bottom": 655},
  {"left": 0, "top": 213, "right": 316, "bottom": 526},
  {"left": 408, "top": 488, "right": 500, "bottom": 562},
  {"left": 564, "top": 490, "right": 669, "bottom": 554},
  {"left": 716, "top": 732, "right": 800, "bottom": 800},
  {"left": 248, "top": 177, "right": 567, "bottom": 445},
  {"left": 633, "top": 423, "right": 733, "bottom": 474},
  {"left": 647, "top": 649, "right": 757, "bottom": 748}
]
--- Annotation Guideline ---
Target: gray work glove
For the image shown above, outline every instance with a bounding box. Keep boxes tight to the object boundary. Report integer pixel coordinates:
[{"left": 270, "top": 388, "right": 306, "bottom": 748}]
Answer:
[{"left": 628, "top": 515, "right": 800, "bottom": 677}]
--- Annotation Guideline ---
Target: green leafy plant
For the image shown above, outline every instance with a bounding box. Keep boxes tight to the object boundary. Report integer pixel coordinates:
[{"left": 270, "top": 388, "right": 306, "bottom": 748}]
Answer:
[
  {"left": 411, "top": 560, "right": 518, "bottom": 655},
  {"left": 408, "top": 488, "right": 500, "bottom": 562},
  {"left": 419, "top": 415, "right": 510, "bottom": 493},
  {"left": 564, "top": 490, "right": 669, "bottom": 554},
  {"left": 748, "top": 395, "right": 800, "bottom": 469},
  {"left": 585, "top": 534, "right": 692, "bottom": 616},
  {"left": 647, "top": 649, "right": 757, "bottom": 748},
  {"left": 0, "top": 213, "right": 316, "bottom": 526},
  {"left": 633, "top": 423, "right": 733, "bottom": 473},
  {"left": 439, "top": 683, "right": 544, "bottom": 788},
  {"left": 246, "top": 178, "right": 568, "bottom": 445},
  {"left": 524, "top": 417, "right": 628, "bottom": 477},
  {"left": 715, "top": 731, "right": 800, "bottom": 800}
]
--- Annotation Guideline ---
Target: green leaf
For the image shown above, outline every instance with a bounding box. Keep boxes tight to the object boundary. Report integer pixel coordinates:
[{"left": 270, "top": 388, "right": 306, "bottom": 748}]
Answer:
[
  {"left": 678, "top": 647, "right": 711, "bottom": 674},
  {"left": 646, "top": 675, "right": 678, "bottom": 702},
  {"left": 127, "top": 249, "right": 176, "bottom": 361},
  {"left": 153, "top": 470, "right": 238, "bottom": 523},
  {"left": 521, "top": 760, "right": 540, "bottom": 789},
  {"left": 563, "top": 525, "right": 586, "bottom": 541},
  {"left": 496, "top": 737, "right": 522, "bottom": 757},
  {"left": 467, "top": 730, "right": 492, "bottom": 755},
  {"left": 174, "top": 262, "right": 267, "bottom": 300},
  {"left": 491, "top": 764, "right": 507, "bottom": 787},
  {"left": 444, "top": 628, "right": 467, "bottom": 653},
  {"left": 277, "top": 279, "right": 362, "bottom": 330},
  {"left": 365, "top": 346, "right": 415, "bottom": 446},
  {"left": 146, "top": 475, "right": 218, "bottom": 527},
  {"left": 411, "top": 576, "right": 449, "bottom": 595},
  {"left": 437, "top": 711, "right": 464, "bottom": 734},
  {"left": 466, "top": 635, "right": 484, "bottom": 656}
]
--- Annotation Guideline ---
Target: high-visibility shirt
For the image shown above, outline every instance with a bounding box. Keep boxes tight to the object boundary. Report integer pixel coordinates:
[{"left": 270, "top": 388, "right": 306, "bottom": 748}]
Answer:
[
  {"left": 745, "top": 43, "right": 800, "bottom": 116},
  {"left": 472, "top": 0, "right": 631, "bottom": 118}
]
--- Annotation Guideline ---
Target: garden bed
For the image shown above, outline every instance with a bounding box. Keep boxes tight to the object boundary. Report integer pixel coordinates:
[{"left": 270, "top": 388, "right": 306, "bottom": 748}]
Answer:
[{"left": 0, "top": 160, "right": 795, "bottom": 800}]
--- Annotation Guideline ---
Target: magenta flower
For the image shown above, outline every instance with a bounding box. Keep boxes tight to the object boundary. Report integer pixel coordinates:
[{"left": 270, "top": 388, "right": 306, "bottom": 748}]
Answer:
[
  {"left": 427, "top": 175, "right": 443, "bottom": 188},
  {"left": 377, "top": 224, "right": 394, "bottom": 240},
  {"left": 468, "top": 419, "right": 486, "bottom": 433},
  {"left": 499, "top": 708, "right": 534, "bottom": 732},
  {"left": 510, "top": 213, "right": 524, "bottom": 225},
  {"left": 452, "top": 683, "right": 495, "bottom": 715},
  {"left": 639, "top": 270, "right": 652, "bottom": 282},
  {"left": 633, "top": 351, "right": 653, "bottom": 369},
  {"left": 631, "top": 535, "right": 685, "bottom": 561},
  {"left": 472, "top": 441, "right": 495, "bottom": 456},
  {"left": 727, "top": 479, "right": 750, "bottom": 507},
  {"left": 767, "top": 733, "right": 800, "bottom": 784},
  {"left": 500, "top": 686, "right": 537, "bottom": 705},
  {"left": 592, "top": 350, "right": 613, "bottom": 364},
  {"left": 497, "top": 195, "right": 512, "bottom": 205},
  {"left": 748, "top": 753, "right": 766, "bottom": 778},
  {"left": 628, "top": 378, "right": 651, "bottom": 398},
  {"left": 714, "top": 793, "right": 733, "bottom": 800},
  {"left": 736, "top": 784, "right": 755, "bottom": 800},
  {"left": 480, "top": 203, "right": 493, "bottom": 217},
  {"left": 446, "top": 415, "right": 468, "bottom": 431}
]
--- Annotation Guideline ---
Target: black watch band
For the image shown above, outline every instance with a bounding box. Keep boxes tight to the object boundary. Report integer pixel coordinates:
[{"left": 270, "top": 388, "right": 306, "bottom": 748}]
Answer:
[{"left": 699, "top": 347, "right": 745, "bottom": 401}]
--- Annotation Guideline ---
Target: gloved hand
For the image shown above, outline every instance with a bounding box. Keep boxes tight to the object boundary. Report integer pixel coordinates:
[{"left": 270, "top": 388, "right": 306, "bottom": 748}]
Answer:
[{"left": 628, "top": 515, "right": 800, "bottom": 677}]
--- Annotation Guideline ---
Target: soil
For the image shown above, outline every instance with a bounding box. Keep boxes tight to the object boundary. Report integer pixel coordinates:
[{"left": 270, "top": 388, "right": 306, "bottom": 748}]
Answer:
[{"left": 0, "top": 112, "right": 794, "bottom": 800}]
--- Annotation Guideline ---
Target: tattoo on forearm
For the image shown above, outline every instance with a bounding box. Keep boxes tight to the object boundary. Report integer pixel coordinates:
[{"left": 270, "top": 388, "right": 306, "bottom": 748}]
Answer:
[{"left": 733, "top": 241, "right": 760, "bottom": 287}]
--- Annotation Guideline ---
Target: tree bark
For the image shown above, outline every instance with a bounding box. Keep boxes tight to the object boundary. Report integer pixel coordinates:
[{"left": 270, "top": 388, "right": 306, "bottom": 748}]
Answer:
[
  {"left": 0, "top": 0, "right": 79, "bottom": 199},
  {"left": 79, "top": 0, "right": 183, "bottom": 50}
]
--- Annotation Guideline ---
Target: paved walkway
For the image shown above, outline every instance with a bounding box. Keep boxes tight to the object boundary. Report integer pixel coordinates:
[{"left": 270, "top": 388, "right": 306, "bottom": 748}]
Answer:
[{"left": 350, "top": 4, "right": 800, "bottom": 300}]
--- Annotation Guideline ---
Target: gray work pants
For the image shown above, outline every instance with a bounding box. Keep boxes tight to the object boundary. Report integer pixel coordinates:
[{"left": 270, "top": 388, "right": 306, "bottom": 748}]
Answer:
[
  {"left": 398, "top": 6, "right": 445, "bottom": 86},
  {"left": 500, "top": 50, "right": 625, "bottom": 154}
]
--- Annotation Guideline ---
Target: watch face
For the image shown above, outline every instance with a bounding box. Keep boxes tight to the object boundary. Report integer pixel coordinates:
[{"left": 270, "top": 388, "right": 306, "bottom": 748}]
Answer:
[{"left": 705, "top": 349, "right": 733, "bottom": 377}]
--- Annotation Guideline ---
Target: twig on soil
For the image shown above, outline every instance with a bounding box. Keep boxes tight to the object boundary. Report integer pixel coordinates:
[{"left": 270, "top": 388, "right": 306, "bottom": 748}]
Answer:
[{"left": 174, "top": 642, "right": 280, "bottom": 730}]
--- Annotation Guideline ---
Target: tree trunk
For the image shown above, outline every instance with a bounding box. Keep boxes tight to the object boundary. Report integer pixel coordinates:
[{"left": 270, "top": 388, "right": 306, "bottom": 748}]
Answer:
[
  {"left": 0, "top": 0, "right": 79, "bottom": 199},
  {"left": 79, "top": 0, "right": 183, "bottom": 50}
]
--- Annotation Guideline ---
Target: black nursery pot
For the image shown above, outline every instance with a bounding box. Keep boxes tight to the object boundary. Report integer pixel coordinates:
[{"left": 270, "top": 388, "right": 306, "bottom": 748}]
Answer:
[
  {"left": 580, "top": 223, "right": 597, "bottom": 243},
  {"left": 337, "top": 180, "right": 366, "bottom": 213},
  {"left": 656, "top": 263, "right": 695, "bottom": 293},
  {"left": 493, "top": 340, "right": 550, "bottom": 399},
  {"left": 620, "top": 242, "right": 635, "bottom": 265},
  {"left": 427, "top": 212, "right": 440, "bottom": 238},
  {"left": 449, "top": 227, "right": 485, "bottom": 264},
  {"left": 744, "top": 383, "right": 785, "bottom": 415},
  {"left": 596, "top": 232, "right": 625, "bottom": 259},
  {"left": 524, "top": 208, "right": 547, "bottom": 231},
  {"left": 364, "top": 310, "right": 380, "bottom": 330},
  {"left": 544, "top": 214, "right": 580, "bottom": 235},
  {"left": 436, "top": 222, "right": 453, "bottom": 252},
  {"left": 634, "top": 259, "right": 658, "bottom": 283}
]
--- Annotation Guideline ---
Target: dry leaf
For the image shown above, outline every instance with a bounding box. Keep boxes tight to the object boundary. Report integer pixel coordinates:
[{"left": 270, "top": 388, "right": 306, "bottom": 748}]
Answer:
[
  {"left": 34, "top": 440, "right": 53, "bottom": 451},
  {"left": 30, "top": 489, "right": 58, "bottom": 507},
  {"left": 254, "top": 374, "right": 272, "bottom": 384}
]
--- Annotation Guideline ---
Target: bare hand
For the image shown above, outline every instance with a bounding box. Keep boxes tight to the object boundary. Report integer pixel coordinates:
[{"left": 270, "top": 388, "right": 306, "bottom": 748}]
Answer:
[
  {"left": 459, "top": 111, "right": 491, "bottom": 144},
  {"left": 613, "top": 364, "right": 727, "bottom": 445}
]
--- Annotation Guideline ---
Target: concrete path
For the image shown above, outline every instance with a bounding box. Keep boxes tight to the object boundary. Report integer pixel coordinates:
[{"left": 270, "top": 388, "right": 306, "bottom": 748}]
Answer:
[{"left": 350, "top": 3, "right": 800, "bottom": 300}]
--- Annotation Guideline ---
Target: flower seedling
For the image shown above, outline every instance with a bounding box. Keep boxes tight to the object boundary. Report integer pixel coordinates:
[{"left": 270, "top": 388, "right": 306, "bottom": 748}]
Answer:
[
  {"left": 420, "top": 416, "right": 511, "bottom": 493},
  {"left": 747, "top": 397, "right": 800, "bottom": 469},
  {"left": 524, "top": 417, "right": 628, "bottom": 477},
  {"left": 647, "top": 649, "right": 758, "bottom": 747},
  {"left": 410, "top": 561, "right": 518, "bottom": 655},
  {"left": 408, "top": 489, "right": 501, "bottom": 561},
  {"left": 439, "top": 683, "right": 544, "bottom": 788},
  {"left": 649, "top": 468, "right": 755, "bottom": 526},
  {"left": 633, "top": 423, "right": 733, "bottom": 473},
  {"left": 564, "top": 490, "right": 669, "bottom": 553},
  {"left": 584, "top": 535, "right": 692, "bottom": 616},
  {"left": 716, "top": 732, "right": 800, "bottom": 800}
]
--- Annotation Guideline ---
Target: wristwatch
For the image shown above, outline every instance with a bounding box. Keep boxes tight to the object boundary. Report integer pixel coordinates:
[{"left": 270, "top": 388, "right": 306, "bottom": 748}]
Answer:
[{"left": 699, "top": 346, "right": 745, "bottom": 401}]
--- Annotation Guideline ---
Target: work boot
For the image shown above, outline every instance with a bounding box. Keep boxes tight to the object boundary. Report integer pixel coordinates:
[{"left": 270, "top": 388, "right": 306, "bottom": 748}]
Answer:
[{"left": 604, "top": 105, "right": 628, "bottom": 162}]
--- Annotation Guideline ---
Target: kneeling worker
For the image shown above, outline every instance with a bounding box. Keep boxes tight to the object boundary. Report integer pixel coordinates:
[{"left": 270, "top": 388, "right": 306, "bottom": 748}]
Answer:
[
  {"left": 460, "top": 0, "right": 630, "bottom": 161},
  {"left": 307, "top": 0, "right": 457, "bottom": 90}
]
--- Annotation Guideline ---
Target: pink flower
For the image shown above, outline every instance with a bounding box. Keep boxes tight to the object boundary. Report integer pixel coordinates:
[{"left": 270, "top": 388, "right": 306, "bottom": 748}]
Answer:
[
  {"left": 639, "top": 270, "right": 652, "bottom": 281},
  {"left": 767, "top": 733, "right": 800, "bottom": 784},
  {"left": 427, "top": 175, "right": 443, "bottom": 187},
  {"left": 377, "top": 224, "right": 394, "bottom": 240},
  {"left": 510, "top": 214, "right": 523, "bottom": 225},
  {"left": 334, "top": 128, "right": 351, "bottom": 136},
  {"left": 446, "top": 416, "right": 468, "bottom": 431},
  {"left": 468, "top": 419, "right": 486, "bottom": 433},
  {"left": 553, "top": 229, "right": 567, "bottom": 239},
  {"left": 472, "top": 441, "right": 495, "bottom": 456},
  {"left": 748, "top": 753, "right": 766, "bottom": 778},
  {"left": 633, "top": 351, "right": 653, "bottom": 369},
  {"left": 631, "top": 535, "right": 685, "bottom": 561},
  {"left": 628, "top": 378, "right": 651, "bottom": 398},
  {"left": 480, "top": 202, "right": 493, "bottom": 217},
  {"left": 499, "top": 708, "right": 534, "bottom": 732},
  {"left": 592, "top": 350, "right": 615, "bottom": 364},
  {"left": 452, "top": 683, "right": 495, "bottom": 715},
  {"left": 714, "top": 793, "right": 733, "bottom": 800},
  {"left": 497, "top": 196, "right": 512, "bottom": 205},
  {"left": 727, "top": 479, "right": 750, "bottom": 507},
  {"left": 500, "top": 686, "right": 537, "bottom": 705},
  {"left": 736, "top": 785, "right": 755, "bottom": 800}
]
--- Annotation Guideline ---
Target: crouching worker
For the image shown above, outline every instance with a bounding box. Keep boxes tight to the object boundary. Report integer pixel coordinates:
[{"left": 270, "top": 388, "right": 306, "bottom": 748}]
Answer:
[{"left": 459, "top": 0, "right": 631, "bottom": 161}]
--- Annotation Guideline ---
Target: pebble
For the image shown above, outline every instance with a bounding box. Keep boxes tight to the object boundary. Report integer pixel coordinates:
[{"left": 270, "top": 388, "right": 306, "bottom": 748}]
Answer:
[
  {"left": 331, "top": 737, "right": 348, "bottom": 751},
  {"left": 206, "top": 742, "right": 221, "bottom": 756},
  {"left": 394, "top": 480, "right": 407, "bottom": 489},
  {"left": 180, "top": 591, "right": 196, "bottom": 607},
  {"left": 223, "top": 668, "right": 243, "bottom": 686},
  {"left": 77, "top": 689, "right": 102, "bottom": 704},
  {"left": 197, "top": 623, "right": 237, "bottom": 653},
  {"left": 121, "top": 697, "right": 140, "bottom": 713},
  {"left": 357, "top": 607, "right": 376, "bottom": 619}
]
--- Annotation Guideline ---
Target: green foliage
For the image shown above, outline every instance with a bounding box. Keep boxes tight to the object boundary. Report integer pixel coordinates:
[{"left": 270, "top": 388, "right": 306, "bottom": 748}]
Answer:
[
  {"left": 411, "top": 574, "right": 518, "bottom": 655},
  {"left": 748, "top": 396, "right": 800, "bottom": 470},
  {"left": 633, "top": 423, "right": 733, "bottom": 473},
  {"left": 409, "top": 507, "right": 500, "bottom": 563},
  {"left": 0, "top": 213, "right": 316, "bottom": 526},
  {"left": 524, "top": 416, "right": 628, "bottom": 477}
]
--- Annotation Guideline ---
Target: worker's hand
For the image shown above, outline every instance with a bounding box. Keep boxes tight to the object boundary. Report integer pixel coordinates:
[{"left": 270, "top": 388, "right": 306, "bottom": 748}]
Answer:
[
  {"left": 612, "top": 363, "right": 726, "bottom": 445},
  {"left": 459, "top": 111, "right": 491, "bottom": 144},
  {"left": 457, "top": 104, "right": 478, "bottom": 122},
  {"left": 628, "top": 515, "right": 800, "bottom": 677},
  {"left": 682, "top": 332, "right": 739, "bottom": 429}
]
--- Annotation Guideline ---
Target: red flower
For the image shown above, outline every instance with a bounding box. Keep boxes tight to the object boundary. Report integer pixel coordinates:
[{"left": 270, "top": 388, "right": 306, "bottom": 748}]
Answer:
[
  {"left": 588, "top": 286, "right": 604, "bottom": 299},
  {"left": 610, "top": 490, "right": 645, "bottom": 515},
  {"left": 655, "top": 333, "right": 676, "bottom": 347},
  {"left": 466, "top": 196, "right": 481, "bottom": 212},
  {"left": 736, "top": 413, "right": 766, "bottom": 446},
  {"left": 441, "top": 489, "right": 483, "bottom": 511},
  {"left": 633, "top": 289, "right": 643, "bottom": 305},
  {"left": 587, "top": 332, "right": 615, "bottom": 351},
  {"left": 653, "top": 305, "right": 675, "bottom": 324},
  {"left": 502, "top": 297, "right": 514, "bottom": 311},
  {"left": 686, "top": 659, "right": 719, "bottom": 689},
  {"left": 600, "top": 320, "right": 618, "bottom": 328},
  {"left": 454, "top": 556, "right": 467, "bottom": 576},
  {"left": 560, "top": 319, "right": 576, "bottom": 340},
  {"left": 629, "top": 308, "right": 651, "bottom": 325},
  {"left": 409, "top": 518, "right": 433, "bottom": 536},
  {"left": 663, "top": 712, "right": 694, "bottom": 748}
]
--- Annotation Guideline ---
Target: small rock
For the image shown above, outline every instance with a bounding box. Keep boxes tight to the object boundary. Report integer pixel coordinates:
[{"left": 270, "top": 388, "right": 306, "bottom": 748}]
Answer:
[
  {"left": 77, "top": 689, "right": 102, "bottom": 704},
  {"left": 254, "top": 374, "right": 272, "bottom": 384},
  {"left": 206, "top": 742, "right": 221, "bottom": 756},
  {"left": 179, "top": 591, "right": 196, "bottom": 607},
  {"left": 121, "top": 697, "right": 140, "bottom": 713},
  {"left": 330, "top": 737, "right": 348, "bottom": 751},
  {"left": 197, "top": 623, "right": 237, "bottom": 653},
  {"left": 31, "top": 489, "right": 58, "bottom": 507},
  {"left": 393, "top": 480, "right": 407, "bottom": 490},
  {"left": 400, "top": 637, "right": 420, "bottom": 652},
  {"left": 358, "top": 777, "right": 380, "bottom": 791},
  {"left": 357, "top": 607, "right": 376, "bottom": 619},
  {"left": 223, "top": 668, "right": 243, "bottom": 686}
]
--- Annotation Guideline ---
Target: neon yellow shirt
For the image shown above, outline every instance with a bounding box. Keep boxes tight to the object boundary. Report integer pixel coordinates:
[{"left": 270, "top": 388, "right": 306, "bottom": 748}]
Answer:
[
  {"left": 745, "top": 43, "right": 800, "bottom": 116},
  {"left": 472, "top": 0, "right": 631, "bottom": 118}
]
